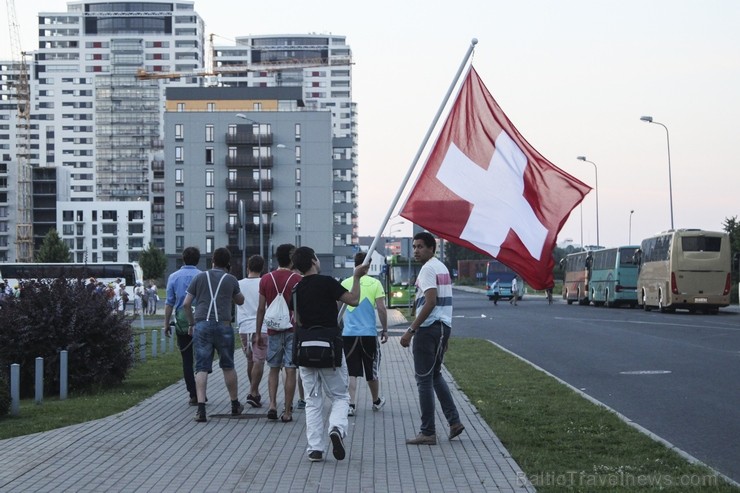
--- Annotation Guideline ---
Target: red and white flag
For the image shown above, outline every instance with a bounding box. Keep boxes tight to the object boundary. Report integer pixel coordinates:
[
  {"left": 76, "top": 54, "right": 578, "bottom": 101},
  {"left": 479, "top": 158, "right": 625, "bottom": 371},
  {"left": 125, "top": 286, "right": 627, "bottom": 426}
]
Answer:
[{"left": 400, "top": 67, "right": 591, "bottom": 290}]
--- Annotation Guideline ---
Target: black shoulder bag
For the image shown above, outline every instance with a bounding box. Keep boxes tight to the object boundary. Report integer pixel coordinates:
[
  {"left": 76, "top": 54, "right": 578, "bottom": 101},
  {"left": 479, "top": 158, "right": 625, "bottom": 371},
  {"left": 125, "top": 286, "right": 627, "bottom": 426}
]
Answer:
[{"left": 292, "top": 290, "right": 342, "bottom": 369}]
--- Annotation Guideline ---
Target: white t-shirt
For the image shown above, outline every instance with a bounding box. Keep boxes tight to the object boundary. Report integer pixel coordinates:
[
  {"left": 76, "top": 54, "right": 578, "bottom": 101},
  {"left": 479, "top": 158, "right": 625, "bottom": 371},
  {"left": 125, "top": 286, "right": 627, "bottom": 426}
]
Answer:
[
  {"left": 236, "top": 277, "right": 262, "bottom": 334},
  {"left": 414, "top": 257, "right": 453, "bottom": 327}
]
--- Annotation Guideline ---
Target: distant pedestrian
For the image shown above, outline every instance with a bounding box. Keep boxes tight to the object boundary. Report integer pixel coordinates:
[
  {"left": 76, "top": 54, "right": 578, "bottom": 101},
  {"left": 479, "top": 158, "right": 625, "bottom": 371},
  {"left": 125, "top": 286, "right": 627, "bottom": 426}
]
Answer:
[
  {"left": 236, "top": 255, "right": 267, "bottom": 408},
  {"left": 292, "top": 246, "right": 368, "bottom": 462},
  {"left": 183, "top": 247, "right": 245, "bottom": 423},
  {"left": 509, "top": 278, "right": 519, "bottom": 306},
  {"left": 490, "top": 278, "right": 500, "bottom": 305},
  {"left": 148, "top": 283, "right": 158, "bottom": 315},
  {"left": 400, "top": 232, "right": 464, "bottom": 445},
  {"left": 341, "top": 252, "right": 388, "bottom": 417},
  {"left": 163, "top": 246, "right": 202, "bottom": 405}
]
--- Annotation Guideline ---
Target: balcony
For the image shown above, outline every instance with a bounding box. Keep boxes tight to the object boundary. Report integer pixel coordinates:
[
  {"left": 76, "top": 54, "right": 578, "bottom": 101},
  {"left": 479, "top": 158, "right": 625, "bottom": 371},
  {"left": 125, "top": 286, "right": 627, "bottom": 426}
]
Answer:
[
  {"left": 225, "top": 132, "right": 273, "bottom": 145},
  {"left": 151, "top": 159, "right": 164, "bottom": 171},
  {"left": 225, "top": 222, "right": 271, "bottom": 235},
  {"left": 224, "top": 155, "right": 273, "bottom": 167},
  {"left": 225, "top": 199, "right": 274, "bottom": 213},
  {"left": 225, "top": 177, "right": 273, "bottom": 190}
]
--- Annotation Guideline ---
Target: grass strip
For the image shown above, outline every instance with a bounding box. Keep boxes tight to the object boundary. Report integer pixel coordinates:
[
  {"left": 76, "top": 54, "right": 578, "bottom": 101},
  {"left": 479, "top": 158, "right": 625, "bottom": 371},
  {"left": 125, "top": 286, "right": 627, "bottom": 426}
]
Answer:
[{"left": 445, "top": 338, "right": 738, "bottom": 492}]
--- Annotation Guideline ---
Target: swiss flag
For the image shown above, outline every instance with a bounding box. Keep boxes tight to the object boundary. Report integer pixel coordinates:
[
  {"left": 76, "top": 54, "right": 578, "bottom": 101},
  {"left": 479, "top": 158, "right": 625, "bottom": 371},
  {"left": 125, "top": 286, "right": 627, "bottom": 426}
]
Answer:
[{"left": 400, "top": 67, "right": 591, "bottom": 290}]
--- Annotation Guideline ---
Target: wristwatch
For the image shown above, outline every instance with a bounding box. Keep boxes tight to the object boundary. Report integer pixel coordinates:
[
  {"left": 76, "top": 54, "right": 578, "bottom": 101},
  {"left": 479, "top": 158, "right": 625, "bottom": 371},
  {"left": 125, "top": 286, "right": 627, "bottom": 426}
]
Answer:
[{"left": 406, "top": 327, "right": 416, "bottom": 334}]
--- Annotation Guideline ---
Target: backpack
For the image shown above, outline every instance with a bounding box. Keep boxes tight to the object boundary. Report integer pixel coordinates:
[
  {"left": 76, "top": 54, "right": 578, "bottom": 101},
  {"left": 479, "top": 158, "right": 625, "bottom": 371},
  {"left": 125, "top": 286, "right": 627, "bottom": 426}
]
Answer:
[
  {"left": 121, "top": 290, "right": 129, "bottom": 303},
  {"left": 263, "top": 273, "right": 297, "bottom": 331}
]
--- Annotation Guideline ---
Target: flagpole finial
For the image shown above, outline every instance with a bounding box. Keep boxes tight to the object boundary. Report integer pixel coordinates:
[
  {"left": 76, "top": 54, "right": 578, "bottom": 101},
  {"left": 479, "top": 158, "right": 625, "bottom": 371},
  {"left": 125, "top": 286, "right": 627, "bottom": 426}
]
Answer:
[{"left": 471, "top": 38, "right": 478, "bottom": 45}]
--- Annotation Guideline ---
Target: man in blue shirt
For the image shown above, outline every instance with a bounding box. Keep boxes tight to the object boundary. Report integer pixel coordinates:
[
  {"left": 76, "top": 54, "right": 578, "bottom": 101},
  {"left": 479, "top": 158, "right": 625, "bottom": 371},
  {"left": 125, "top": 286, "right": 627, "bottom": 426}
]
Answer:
[{"left": 163, "top": 246, "right": 202, "bottom": 405}]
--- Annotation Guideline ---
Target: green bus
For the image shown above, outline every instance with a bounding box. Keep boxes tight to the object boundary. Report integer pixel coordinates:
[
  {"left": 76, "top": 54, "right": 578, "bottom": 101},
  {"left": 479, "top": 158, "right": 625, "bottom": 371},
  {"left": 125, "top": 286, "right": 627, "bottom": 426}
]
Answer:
[
  {"left": 588, "top": 246, "right": 640, "bottom": 307},
  {"left": 385, "top": 254, "right": 422, "bottom": 309}
]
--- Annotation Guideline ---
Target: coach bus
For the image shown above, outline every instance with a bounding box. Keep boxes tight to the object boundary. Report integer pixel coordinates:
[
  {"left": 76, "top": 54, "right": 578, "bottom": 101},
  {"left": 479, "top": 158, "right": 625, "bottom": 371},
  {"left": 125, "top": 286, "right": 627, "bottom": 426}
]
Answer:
[
  {"left": 485, "top": 260, "right": 524, "bottom": 301},
  {"left": 385, "top": 254, "right": 422, "bottom": 308},
  {"left": 588, "top": 246, "right": 640, "bottom": 307},
  {"left": 561, "top": 251, "right": 591, "bottom": 305},
  {"left": 635, "top": 229, "right": 731, "bottom": 313},
  {"left": 0, "top": 262, "right": 143, "bottom": 297}
]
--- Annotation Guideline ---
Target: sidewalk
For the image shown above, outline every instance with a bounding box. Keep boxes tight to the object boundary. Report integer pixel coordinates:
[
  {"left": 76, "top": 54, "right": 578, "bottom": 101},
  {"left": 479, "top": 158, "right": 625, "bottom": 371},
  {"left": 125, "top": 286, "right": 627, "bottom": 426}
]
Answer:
[{"left": 0, "top": 328, "right": 534, "bottom": 492}]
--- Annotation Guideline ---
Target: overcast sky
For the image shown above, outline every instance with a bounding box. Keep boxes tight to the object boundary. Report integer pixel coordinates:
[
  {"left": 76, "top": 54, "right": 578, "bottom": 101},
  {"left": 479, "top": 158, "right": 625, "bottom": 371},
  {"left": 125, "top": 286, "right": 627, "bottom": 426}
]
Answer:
[{"left": 4, "top": 0, "right": 739, "bottom": 249}]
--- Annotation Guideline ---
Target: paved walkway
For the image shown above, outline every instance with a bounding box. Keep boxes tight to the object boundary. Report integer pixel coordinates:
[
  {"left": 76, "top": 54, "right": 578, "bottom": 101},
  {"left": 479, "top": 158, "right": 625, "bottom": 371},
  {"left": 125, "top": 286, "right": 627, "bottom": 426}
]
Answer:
[{"left": 0, "top": 316, "right": 534, "bottom": 492}]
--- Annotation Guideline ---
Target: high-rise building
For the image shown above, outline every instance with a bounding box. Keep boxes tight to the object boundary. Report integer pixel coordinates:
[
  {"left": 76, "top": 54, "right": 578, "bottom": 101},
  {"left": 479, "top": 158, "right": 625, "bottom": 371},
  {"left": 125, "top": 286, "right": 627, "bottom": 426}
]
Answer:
[{"left": 213, "top": 34, "right": 358, "bottom": 273}]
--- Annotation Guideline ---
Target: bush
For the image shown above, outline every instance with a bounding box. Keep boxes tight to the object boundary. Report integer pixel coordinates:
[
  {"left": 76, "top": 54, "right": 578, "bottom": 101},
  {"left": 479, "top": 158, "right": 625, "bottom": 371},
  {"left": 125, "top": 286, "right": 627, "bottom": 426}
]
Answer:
[
  {"left": 0, "top": 278, "right": 134, "bottom": 398},
  {"left": 0, "top": 368, "right": 9, "bottom": 417}
]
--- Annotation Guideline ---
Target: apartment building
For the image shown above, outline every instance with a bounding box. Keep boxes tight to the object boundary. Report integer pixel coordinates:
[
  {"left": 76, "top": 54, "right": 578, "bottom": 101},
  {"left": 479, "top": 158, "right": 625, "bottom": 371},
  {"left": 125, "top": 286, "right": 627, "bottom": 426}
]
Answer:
[{"left": 163, "top": 86, "right": 352, "bottom": 276}]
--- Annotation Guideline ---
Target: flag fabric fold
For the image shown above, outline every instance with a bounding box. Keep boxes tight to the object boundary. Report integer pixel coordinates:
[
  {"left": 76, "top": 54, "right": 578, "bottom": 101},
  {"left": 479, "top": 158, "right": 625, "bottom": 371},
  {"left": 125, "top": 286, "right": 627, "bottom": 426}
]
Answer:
[{"left": 400, "top": 66, "right": 591, "bottom": 290}]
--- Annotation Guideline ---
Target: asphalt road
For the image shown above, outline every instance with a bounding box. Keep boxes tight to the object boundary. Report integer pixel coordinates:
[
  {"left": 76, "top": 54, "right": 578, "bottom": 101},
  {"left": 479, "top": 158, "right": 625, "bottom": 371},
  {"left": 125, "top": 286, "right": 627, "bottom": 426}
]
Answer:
[{"left": 448, "top": 288, "right": 740, "bottom": 483}]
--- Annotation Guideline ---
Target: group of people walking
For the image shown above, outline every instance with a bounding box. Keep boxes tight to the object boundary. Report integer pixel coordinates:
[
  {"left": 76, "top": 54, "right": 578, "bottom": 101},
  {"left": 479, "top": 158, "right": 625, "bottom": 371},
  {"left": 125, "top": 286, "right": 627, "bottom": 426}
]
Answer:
[{"left": 162, "top": 231, "right": 464, "bottom": 462}]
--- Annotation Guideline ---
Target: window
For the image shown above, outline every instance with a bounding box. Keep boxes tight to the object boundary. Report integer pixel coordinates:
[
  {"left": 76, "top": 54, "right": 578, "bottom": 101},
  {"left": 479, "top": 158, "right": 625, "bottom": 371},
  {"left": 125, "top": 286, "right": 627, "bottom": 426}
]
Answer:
[
  {"left": 175, "top": 146, "right": 183, "bottom": 162},
  {"left": 76, "top": 224, "right": 84, "bottom": 235},
  {"left": 205, "top": 124, "right": 214, "bottom": 142},
  {"left": 175, "top": 190, "right": 184, "bottom": 207},
  {"left": 128, "top": 238, "right": 143, "bottom": 249},
  {"left": 295, "top": 168, "right": 301, "bottom": 185},
  {"left": 102, "top": 210, "right": 117, "bottom": 220},
  {"left": 295, "top": 146, "right": 301, "bottom": 162},
  {"left": 63, "top": 224, "right": 74, "bottom": 235},
  {"left": 175, "top": 213, "right": 184, "bottom": 231},
  {"left": 295, "top": 190, "right": 301, "bottom": 207},
  {"left": 175, "top": 123, "right": 183, "bottom": 140},
  {"left": 102, "top": 223, "right": 118, "bottom": 234},
  {"left": 207, "top": 102, "right": 215, "bottom": 112},
  {"left": 227, "top": 124, "right": 237, "bottom": 136},
  {"left": 228, "top": 147, "right": 237, "bottom": 159},
  {"left": 253, "top": 102, "right": 262, "bottom": 111},
  {"left": 177, "top": 103, "right": 185, "bottom": 112},
  {"left": 205, "top": 236, "right": 214, "bottom": 253},
  {"left": 205, "top": 214, "right": 214, "bottom": 232},
  {"left": 294, "top": 123, "right": 301, "bottom": 140},
  {"left": 205, "top": 169, "right": 214, "bottom": 187},
  {"left": 103, "top": 237, "right": 117, "bottom": 248},
  {"left": 205, "top": 191, "right": 214, "bottom": 209},
  {"left": 130, "top": 224, "right": 144, "bottom": 234},
  {"left": 128, "top": 210, "right": 143, "bottom": 220},
  {"left": 295, "top": 212, "right": 301, "bottom": 230},
  {"left": 176, "top": 236, "right": 184, "bottom": 252},
  {"left": 175, "top": 168, "right": 184, "bottom": 185},
  {"left": 205, "top": 147, "right": 214, "bottom": 164},
  {"left": 62, "top": 210, "right": 73, "bottom": 221}
]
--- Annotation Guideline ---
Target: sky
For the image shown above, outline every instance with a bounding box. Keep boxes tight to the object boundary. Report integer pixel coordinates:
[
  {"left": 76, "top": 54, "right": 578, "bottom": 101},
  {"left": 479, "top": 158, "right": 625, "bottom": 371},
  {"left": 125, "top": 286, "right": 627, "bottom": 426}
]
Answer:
[{"left": 3, "top": 0, "right": 739, "bottom": 250}]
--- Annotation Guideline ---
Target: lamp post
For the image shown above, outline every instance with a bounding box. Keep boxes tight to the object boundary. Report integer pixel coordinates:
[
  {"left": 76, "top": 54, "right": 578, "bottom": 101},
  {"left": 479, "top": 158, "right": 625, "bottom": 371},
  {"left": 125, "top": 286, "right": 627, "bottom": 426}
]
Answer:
[
  {"left": 629, "top": 210, "right": 635, "bottom": 244},
  {"left": 236, "top": 114, "right": 264, "bottom": 257},
  {"left": 268, "top": 212, "right": 278, "bottom": 270},
  {"left": 577, "top": 156, "right": 599, "bottom": 247},
  {"left": 640, "top": 116, "right": 674, "bottom": 230}
]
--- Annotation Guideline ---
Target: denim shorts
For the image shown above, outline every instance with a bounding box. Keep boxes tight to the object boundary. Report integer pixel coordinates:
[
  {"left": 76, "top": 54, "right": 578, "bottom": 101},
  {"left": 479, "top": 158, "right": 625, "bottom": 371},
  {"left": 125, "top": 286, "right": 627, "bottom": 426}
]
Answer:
[
  {"left": 267, "top": 331, "right": 296, "bottom": 369},
  {"left": 193, "top": 320, "right": 236, "bottom": 373}
]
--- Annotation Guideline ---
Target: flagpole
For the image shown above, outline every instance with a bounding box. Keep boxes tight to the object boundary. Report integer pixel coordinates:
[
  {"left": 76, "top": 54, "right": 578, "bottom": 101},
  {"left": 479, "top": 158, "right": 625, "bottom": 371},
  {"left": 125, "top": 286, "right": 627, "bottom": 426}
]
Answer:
[
  {"left": 362, "top": 38, "right": 478, "bottom": 265},
  {"left": 338, "top": 38, "right": 477, "bottom": 323}
]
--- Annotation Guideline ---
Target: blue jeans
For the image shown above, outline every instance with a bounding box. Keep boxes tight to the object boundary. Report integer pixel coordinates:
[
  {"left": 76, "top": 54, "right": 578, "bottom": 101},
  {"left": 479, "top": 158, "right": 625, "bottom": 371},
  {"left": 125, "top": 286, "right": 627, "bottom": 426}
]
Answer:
[
  {"left": 412, "top": 321, "right": 460, "bottom": 436},
  {"left": 193, "top": 320, "right": 236, "bottom": 373}
]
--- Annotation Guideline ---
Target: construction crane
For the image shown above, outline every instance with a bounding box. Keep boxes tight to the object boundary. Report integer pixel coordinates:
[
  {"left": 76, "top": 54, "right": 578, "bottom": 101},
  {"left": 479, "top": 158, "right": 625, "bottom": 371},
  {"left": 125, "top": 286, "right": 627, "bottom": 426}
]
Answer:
[{"left": 6, "top": 0, "right": 33, "bottom": 262}]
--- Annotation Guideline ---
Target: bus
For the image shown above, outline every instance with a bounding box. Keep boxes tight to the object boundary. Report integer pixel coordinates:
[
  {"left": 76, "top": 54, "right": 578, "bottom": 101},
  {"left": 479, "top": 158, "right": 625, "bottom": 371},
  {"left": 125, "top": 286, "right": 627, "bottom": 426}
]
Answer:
[
  {"left": 385, "top": 254, "right": 422, "bottom": 308},
  {"left": 588, "top": 246, "right": 640, "bottom": 307},
  {"left": 561, "top": 251, "right": 591, "bottom": 305},
  {"left": 485, "top": 260, "right": 524, "bottom": 301},
  {"left": 636, "top": 229, "right": 731, "bottom": 313},
  {"left": 0, "top": 262, "right": 143, "bottom": 298}
]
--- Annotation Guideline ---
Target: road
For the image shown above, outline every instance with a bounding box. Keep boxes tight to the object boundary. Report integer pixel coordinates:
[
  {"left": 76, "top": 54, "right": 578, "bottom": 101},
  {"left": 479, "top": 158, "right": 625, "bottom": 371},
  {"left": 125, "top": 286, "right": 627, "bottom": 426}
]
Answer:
[{"left": 448, "top": 288, "right": 740, "bottom": 483}]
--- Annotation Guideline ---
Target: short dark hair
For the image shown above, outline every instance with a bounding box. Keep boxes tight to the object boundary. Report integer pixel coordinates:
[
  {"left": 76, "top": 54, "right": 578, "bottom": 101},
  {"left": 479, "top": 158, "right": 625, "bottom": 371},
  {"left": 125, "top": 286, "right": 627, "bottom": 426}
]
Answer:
[
  {"left": 212, "top": 247, "right": 231, "bottom": 269},
  {"left": 291, "top": 246, "right": 315, "bottom": 274},
  {"left": 182, "top": 246, "right": 200, "bottom": 266},
  {"left": 354, "top": 252, "right": 367, "bottom": 267},
  {"left": 247, "top": 255, "right": 264, "bottom": 274},
  {"left": 414, "top": 231, "right": 437, "bottom": 252},
  {"left": 275, "top": 243, "right": 295, "bottom": 268}
]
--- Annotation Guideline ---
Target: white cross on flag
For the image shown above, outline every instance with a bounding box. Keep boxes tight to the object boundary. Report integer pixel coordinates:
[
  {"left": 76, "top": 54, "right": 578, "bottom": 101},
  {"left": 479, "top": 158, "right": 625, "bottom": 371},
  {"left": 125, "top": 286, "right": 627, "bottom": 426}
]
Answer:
[{"left": 400, "top": 67, "right": 591, "bottom": 290}]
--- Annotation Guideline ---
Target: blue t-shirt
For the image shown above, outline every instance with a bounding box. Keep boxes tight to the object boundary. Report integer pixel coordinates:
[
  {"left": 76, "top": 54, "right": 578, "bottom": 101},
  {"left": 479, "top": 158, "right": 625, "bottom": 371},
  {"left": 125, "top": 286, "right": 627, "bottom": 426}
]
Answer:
[{"left": 341, "top": 275, "right": 385, "bottom": 336}]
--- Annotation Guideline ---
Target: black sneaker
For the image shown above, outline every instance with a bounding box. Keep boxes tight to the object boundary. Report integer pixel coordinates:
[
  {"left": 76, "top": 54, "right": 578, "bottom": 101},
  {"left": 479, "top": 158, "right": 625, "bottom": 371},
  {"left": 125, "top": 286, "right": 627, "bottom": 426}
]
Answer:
[
  {"left": 194, "top": 410, "right": 207, "bottom": 423},
  {"left": 329, "top": 427, "right": 345, "bottom": 460},
  {"left": 188, "top": 396, "right": 197, "bottom": 406},
  {"left": 231, "top": 402, "right": 244, "bottom": 416},
  {"left": 308, "top": 450, "right": 323, "bottom": 462}
]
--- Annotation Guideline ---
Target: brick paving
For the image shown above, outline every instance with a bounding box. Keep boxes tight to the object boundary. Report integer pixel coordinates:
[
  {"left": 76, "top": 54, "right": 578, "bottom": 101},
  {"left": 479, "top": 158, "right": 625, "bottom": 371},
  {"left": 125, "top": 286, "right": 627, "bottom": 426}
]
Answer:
[{"left": 0, "top": 313, "right": 534, "bottom": 493}]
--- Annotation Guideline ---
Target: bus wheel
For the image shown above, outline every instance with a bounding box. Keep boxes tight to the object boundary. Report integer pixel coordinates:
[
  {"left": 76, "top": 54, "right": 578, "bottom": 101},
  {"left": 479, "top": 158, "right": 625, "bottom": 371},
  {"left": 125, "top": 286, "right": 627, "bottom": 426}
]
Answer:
[
  {"left": 642, "top": 292, "right": 652, "bottom": 312},
  {"left": 658, "top": 291, "right": 669, "bottom": 313},
  {"left": 566, "top": 290, "right": 573, "bottom": 305},
  {"left": 604, "top": 290, "right": 612, "bottom": 308}
]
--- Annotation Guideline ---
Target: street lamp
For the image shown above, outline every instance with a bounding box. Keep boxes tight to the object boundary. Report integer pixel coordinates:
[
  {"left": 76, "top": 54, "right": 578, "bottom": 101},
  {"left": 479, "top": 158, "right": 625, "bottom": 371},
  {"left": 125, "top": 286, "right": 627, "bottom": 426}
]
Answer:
[
  {"left": 577, "top": 156, "right": 599, "bottom": 247},
  {"left": 629, "top": 210, "right": 635, "bottom": 244},
  {"left": 236, "top": 114, "right": 265, "bottom": 258},
  {"left": 640, "top": 116, "right": 674, "bottom": 230},
  {"left": 268, "top": 212, "right": 278, "bottom": 269}
]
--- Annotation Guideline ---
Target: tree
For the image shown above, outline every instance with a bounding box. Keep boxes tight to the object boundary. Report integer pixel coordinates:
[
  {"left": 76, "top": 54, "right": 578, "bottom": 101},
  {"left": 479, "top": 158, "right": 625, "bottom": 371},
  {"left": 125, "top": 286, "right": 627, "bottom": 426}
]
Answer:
[
  {"left": 35, "top": 228, "right": 71, "bottom": 262},
  {"left": 138, "top": 242, "right": 167, "bottom": 280}
]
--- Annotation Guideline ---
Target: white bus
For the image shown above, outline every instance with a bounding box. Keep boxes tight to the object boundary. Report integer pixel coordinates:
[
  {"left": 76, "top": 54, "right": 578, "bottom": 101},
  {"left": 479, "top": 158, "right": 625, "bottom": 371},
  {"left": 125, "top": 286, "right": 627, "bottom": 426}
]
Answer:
[
  {"left": 0, "top": 262, "right": 143, "bottom": 298},
  {"left": 635, "top": 229, "right": 731, "bottom": 313}
]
